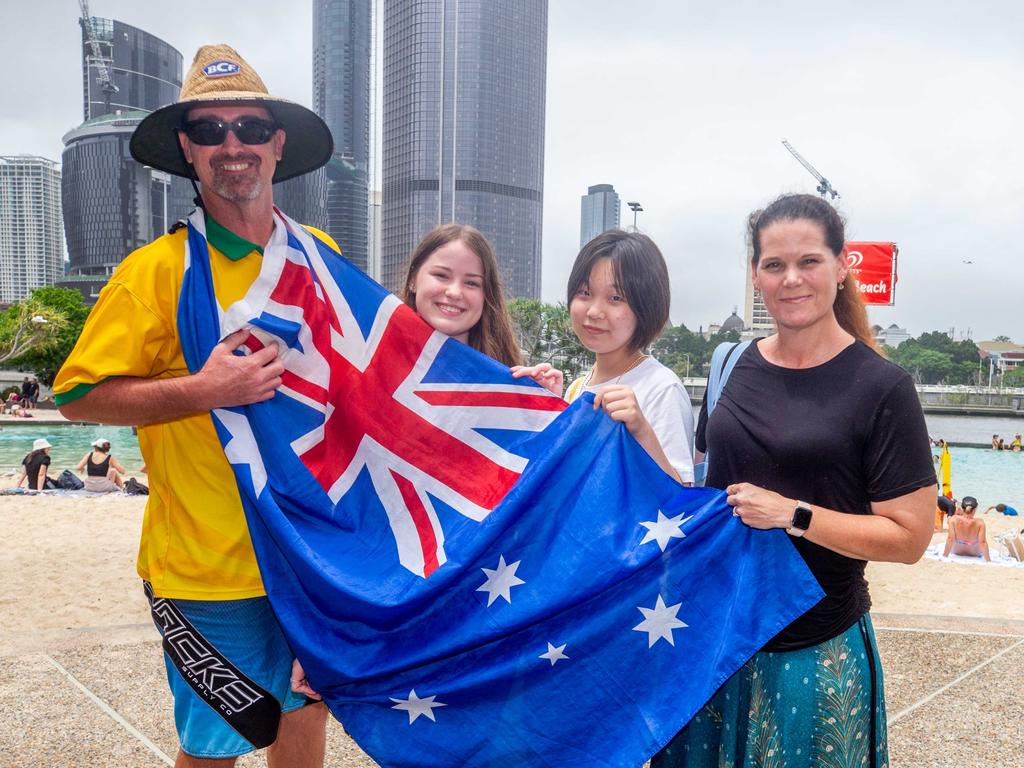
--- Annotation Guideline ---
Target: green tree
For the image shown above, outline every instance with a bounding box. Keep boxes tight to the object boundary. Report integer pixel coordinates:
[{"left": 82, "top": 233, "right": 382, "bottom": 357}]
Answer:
[
  {"left": 507, "top": 298, "right": 592, "bottom": 382},
  {"left": 891, "top": 345, "right": 954, "bottom": 384},
  {"left": 7, "top": 287, "right": 90, "bottom": 386},
  {"left": 1001, "top": 366, "right": 1024, "bottom": 388},
  {"left": 0, "top": 293, "right": 71, "bottom": 368},
  {"left": 914, "top": 331, "right": 980, "bottom": 368}
]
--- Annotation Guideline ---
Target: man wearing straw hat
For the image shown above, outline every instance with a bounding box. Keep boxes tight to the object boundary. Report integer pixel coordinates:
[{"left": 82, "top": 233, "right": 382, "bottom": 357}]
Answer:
[{"left": 55, "top": 45, "right": 335, "bottom": 766}]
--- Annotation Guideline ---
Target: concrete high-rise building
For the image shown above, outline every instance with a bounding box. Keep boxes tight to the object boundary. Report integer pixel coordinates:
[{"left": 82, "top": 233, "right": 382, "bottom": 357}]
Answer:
[
  {"left": 742, "top": 269, "right": 774, "bottom": 337},
  {"left": 580, "top": 184, "right": 620, "bottom": 247},
  {"left": 381, "top": 0, "right": 548, "bottom": 297},
  {"left": 0, "top": 156, "right": 64, "bottom": 303},
  {"left": 314, "top": 0, "right": 372, "bottom": 271},
  {"left": 62, "top": 17, "right": 191, "bottom": 291}
]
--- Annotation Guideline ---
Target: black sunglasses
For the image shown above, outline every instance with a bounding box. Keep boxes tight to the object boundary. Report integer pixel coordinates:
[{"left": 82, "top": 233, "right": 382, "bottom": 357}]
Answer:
[{"left": 181, "top": 117, "right": 279, "bottom": 146}]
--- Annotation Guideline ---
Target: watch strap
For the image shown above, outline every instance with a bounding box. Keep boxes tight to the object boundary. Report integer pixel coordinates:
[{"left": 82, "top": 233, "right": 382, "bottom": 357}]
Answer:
[{"left": 786, "top": 501, "right": 813, "bottom": 537}]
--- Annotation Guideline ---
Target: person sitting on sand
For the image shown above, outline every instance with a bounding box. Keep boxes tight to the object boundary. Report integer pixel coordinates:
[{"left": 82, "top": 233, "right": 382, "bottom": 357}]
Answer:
[
  {"left": 16, "top": 438, "right": 57, "bottom": 491},
  {"left": 935, "top": 495, "right": 955, "bottom": 532},
  {"left": 943, "top": 496, "right": 990, "bottom": 561},
  {"left": 985, "top": 502, "right": 1019, "bottom": 517},
  {"left": 76, "top": 438, "right": 126, "bottom": 492}
]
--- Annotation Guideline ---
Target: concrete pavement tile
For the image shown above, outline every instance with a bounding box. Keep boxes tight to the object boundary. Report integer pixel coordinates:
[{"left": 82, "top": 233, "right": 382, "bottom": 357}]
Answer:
[
  {"left": 874, "top": 612, "right": 1024, "bottom": 637},
  {"left": 874, "top": 630, "right": 1019, "bottom": 717},
  {"left": 888, "top": 643, "right": 1024, "bottom": 767},
  {"left": 0, "top": 653, "right": 170, "bottom": 768},
  {"left": 53, "top": 641, "right": 379, "bottom": 767}
]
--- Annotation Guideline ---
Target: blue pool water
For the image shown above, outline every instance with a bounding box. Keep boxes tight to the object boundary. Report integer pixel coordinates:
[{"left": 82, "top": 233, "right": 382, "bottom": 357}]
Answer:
[
  {"left": 0, "top": 423, "right": 145, "bottom": 475},
  {"left": 1, "top": 418, "right": 1021, "bottom": 511},
  {"left": 932, "top": 445, "right": 1024, "bottom": 513}
]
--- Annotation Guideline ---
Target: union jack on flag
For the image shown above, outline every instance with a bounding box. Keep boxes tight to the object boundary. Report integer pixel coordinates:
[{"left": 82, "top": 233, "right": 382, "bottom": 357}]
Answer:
[
  {"left": 176, "top": 207, "right": 822, "bottom": 768},
  {"left": 183, "top": 208, "right": 566, "bottom": 578}
]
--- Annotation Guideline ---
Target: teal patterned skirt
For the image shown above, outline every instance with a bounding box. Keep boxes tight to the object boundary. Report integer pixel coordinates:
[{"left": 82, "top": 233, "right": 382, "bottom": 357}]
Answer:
[{"left": 652, "top": 614, "right": 887, "bottom": 768}]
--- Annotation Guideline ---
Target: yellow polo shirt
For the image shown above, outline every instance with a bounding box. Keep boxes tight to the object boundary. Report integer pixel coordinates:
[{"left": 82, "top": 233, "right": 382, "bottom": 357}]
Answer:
[{"left": 54, "top": 215, "right": 337, "bottom": 600}]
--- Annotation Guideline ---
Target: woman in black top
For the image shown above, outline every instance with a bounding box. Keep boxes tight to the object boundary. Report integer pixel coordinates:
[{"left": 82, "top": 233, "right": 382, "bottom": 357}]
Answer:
[
  {"left": 76, "top": 438, "right": 126, "bottom": 492},
  {"left": 18, "top": 438, "right": 55, "bottom": 490},
  {"left": 653, "top": 195, "right": 935, "bottom": 768}
]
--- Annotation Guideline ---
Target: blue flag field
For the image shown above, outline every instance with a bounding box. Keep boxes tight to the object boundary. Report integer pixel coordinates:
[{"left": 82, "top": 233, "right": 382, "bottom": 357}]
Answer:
[{"left": 176, "top": 208, "right": 824, "bottom": 766}]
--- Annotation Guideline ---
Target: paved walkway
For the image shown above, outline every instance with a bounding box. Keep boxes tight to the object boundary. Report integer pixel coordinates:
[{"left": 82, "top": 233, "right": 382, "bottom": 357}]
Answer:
[{"left": 3, "top": 613, "right": 1021, "bottom": 767}]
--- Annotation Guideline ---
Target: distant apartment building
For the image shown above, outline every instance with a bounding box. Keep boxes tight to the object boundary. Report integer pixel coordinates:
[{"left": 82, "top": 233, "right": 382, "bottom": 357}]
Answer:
[
  {"left": 381, "top": 0, "right": 548, "bottom": 297},
  {"left": 314, "top": 0, "right": 372, "bottom": 271},
  {"left": 742, "top": 279, "right": 773, "bottom": 338},
  {"left": 0, "top": 156, "right": 64, "bottom": 303},
  {"left": 874, "top": 323, "right": 911, "bottom": 348},
  {"left": 580, "top": 184, "right": 620, "bottom": 247}
]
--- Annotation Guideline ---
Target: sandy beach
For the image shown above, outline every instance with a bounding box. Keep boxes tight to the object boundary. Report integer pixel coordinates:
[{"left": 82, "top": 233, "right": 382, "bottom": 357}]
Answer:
[{"left": 2, "top": 482, "right": 1022, "bottom": 765}]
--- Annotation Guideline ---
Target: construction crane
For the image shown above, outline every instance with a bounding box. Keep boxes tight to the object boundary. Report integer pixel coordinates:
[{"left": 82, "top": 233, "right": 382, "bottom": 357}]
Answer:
[
  {"left": 781, "top": 139, "right": 840, "bottom": 200},
  {"left": 78, "top": 0, "right": 119, "bottom": 115}
]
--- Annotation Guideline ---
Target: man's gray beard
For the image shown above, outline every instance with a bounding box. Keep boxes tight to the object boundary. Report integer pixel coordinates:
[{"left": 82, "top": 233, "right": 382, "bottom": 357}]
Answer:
[{"left": 210, "top": 174, "right": 265, "bottom": 202}]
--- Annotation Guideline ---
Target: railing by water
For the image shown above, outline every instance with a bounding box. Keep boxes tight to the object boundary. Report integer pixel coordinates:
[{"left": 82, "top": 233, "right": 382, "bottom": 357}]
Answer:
[{"left": 682, "top": 379, "right": 1024, "bottom": 416}]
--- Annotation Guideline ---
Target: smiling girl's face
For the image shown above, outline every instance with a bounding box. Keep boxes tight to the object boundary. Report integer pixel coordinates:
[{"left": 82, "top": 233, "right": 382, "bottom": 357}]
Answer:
[{"left": 410, "top": 240, "right": 485, "bottom": 342}]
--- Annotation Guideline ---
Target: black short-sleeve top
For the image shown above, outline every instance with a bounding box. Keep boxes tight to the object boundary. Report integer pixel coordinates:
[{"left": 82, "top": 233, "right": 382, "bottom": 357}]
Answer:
[{"left": 697, "top": 339, "right": 936, "bottom": 650}]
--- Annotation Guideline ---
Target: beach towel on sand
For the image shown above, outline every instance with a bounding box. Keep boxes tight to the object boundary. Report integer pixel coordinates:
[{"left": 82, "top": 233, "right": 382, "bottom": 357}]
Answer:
[{"left": 176, "top": 207, "right": 824, "bottom": 767}]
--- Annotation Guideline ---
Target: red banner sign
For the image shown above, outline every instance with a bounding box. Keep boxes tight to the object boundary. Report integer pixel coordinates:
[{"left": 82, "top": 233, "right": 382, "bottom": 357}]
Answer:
[{"left": 845, "top": 241, "right": 897, "bottom": 305}]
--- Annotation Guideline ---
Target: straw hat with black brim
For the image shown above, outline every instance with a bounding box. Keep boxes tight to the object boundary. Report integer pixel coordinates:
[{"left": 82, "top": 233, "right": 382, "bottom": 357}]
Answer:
[{"left": 130, "top": 44, "right": 333, "bottom": 184}]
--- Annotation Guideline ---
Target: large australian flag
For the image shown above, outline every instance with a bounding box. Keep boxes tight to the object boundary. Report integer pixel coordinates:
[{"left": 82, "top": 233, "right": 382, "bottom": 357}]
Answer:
[{"left": 177, "top": 208, "right": 823, "bottom": 767}]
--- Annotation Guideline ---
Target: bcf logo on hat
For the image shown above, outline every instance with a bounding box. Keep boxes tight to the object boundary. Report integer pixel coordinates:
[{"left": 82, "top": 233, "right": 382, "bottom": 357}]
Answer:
[{"left": 203, "top": 60, "right": 241, "bottom": 77}]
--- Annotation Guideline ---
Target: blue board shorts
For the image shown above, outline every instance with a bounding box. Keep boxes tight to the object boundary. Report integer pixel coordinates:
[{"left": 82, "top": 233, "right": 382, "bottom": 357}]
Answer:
[{"left": 144, "top": 584, "right": 310, "bottom": 758}]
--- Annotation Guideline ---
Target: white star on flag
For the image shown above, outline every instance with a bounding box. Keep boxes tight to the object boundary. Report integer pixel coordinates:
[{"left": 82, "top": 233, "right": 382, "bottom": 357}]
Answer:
[
  {"left": 633, "top": 595, "right": 688, "bottom": 647},
  {"left": 638, "top": 511, "right": 692, "bottom": 551},
  {"left": 539, "top": 642, "right": 569, "bottom": 666},
  {"left": 476, "top": 555, "right": 525, "bottom": 606},
  {"left": 390, "top": 689, "right": 447, "bottom": 724}
]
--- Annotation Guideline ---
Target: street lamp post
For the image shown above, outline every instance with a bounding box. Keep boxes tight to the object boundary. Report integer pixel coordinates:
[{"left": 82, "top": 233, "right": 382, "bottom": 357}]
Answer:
[
  {"left": 627, "top": 201, "right": 643, "bottom": 231},
  {"left": 681, "top": 353, "right": 692, "bottom": 397}
]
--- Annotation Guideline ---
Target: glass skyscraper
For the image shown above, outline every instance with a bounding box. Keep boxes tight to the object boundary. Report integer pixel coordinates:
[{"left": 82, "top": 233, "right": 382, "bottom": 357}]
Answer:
[
  {"left": 0, "top": 156, "right": 64, "bottom": 303},
  {"left": 81, "top": 17, "right": 182, "bottom": 121},
  {"left": 579, "top": 184, "right": 621, "bottom": 247},
  {"left": 313, "top": 0, "right": 372, "bottom": 272},
  {"left": 63, "top": 18, "right": 191, "bottom": 282},
  {"left": 381, "top": 0, "right": 548, "bottom": 298}
]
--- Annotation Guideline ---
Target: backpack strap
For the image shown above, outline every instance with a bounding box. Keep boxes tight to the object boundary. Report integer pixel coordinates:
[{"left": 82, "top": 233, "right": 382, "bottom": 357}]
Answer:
[{"left": 694, "top": 340, "right": 750, "bottom": 486}]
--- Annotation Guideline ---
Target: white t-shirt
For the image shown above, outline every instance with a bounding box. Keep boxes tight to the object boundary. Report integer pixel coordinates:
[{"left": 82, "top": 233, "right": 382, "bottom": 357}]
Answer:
[{"left": 566, "top": 357, "right": 696, "bottom": 483}]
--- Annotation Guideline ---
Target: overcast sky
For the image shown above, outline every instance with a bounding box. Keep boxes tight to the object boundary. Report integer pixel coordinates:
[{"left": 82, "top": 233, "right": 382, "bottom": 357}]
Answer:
[{"left": 5, "top": 1, "right": 1022, "bottom": 341}]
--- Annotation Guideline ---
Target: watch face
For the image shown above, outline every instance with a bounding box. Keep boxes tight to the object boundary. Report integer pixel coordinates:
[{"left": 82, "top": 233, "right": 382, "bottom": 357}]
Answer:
[{"left": 792, "top": 505, "right": 812, "bottom": 530}]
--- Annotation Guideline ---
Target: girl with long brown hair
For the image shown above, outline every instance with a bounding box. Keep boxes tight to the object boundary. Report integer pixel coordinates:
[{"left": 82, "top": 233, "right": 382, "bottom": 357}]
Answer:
[{"left": 401, "top": 223, "right": 522, "bottom": 367}]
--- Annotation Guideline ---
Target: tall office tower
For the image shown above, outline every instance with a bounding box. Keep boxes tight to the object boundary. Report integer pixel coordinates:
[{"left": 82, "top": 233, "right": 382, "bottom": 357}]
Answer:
[
  {"left": 579, "top": 184, "right": 620, "bottom": 247},
  {"left": 274, "top": 170, "right": 329, "bottom": 232},
  {"left": 314, "top": 0, "right": 372, "bottom": 271},
  {"left": 381, "top": 0, "right": 548, "bottom": 297},
  {"left": 62, "top": 17, "right": 192, "bottom": 295},
  {"left": 367, "top": 0, "right": 384, "bottom": 279},
  {"left": 0, "top": 156, "right": 64, "bottom": 303}
]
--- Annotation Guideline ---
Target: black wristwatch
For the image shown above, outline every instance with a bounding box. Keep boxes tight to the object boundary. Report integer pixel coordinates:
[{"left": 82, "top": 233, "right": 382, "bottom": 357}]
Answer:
[{"left": 786, "top": 501, "right": 813, "bottom": 537}]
